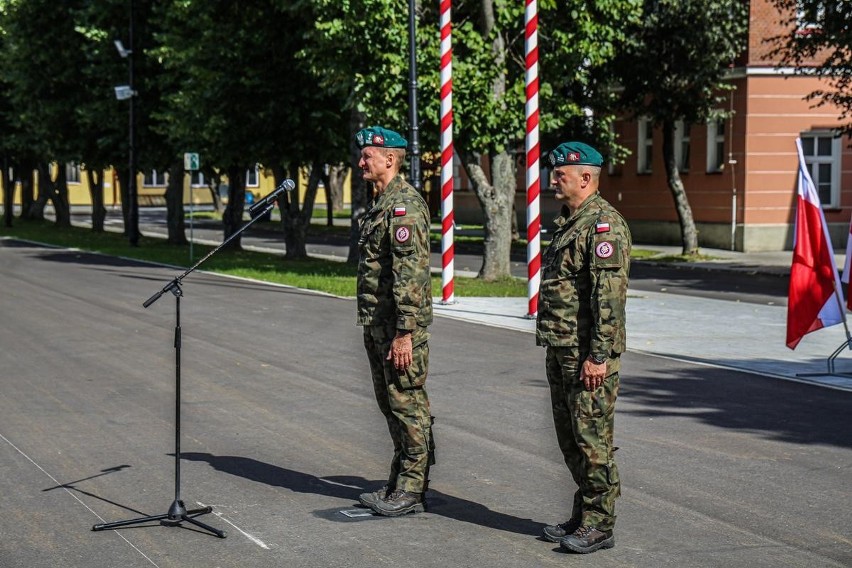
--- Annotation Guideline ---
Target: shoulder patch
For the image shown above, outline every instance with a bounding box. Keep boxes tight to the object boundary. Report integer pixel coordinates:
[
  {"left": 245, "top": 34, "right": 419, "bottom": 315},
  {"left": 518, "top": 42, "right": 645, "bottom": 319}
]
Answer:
[
  {"left": 595, "top": 241, "right": 615, "bottom": 259},
  {"left": 394, "top": 225, "right": 412, "bottom": 244}
]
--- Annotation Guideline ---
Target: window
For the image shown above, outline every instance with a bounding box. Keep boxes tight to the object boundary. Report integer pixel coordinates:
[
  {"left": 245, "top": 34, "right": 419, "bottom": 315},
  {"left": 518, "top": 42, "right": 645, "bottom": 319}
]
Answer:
[
  {"left": 796, "top": 1, "right": 826, "bottom": 34},
  {"left": 452, "top": 149, "right": 464, "bottom": 190},
  {"left": 191, "top": 171, "right": 206, "bottom": 186},
  {"left": 246, "top": 165, "right": 259, "bottom": 188},
  {"left": 637, "top": 117, "right": 653, "bottom": 174},
  {"left": 144, "top": 169, "right": 165, "bottom": 186},
  {"left": 66, "top": 162, "right": 81, "bottom": 184},
  {"left": 801, "top": 132, "right": 841, "bottom": 208},
  {"left": 706, "top": 118, "right": 726, "bottom": 173},
  {"left": 675, "top": 121, "right": 691, "bottom": 172}
]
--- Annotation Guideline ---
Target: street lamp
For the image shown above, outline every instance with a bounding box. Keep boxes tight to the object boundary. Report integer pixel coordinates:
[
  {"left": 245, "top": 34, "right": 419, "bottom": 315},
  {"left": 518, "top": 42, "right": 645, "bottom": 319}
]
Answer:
[
  {"left": 114, "top": 2, "right": 140, "bottom": 246},
  {"left": 407, "top": 0, "right": 422, "bottom": 192}
]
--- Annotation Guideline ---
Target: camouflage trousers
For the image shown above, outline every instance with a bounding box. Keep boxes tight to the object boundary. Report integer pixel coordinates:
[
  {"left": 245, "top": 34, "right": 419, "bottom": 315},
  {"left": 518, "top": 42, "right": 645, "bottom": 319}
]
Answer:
[
  {"left": 363, "top": 323, "right": 435, "bottom": 493},
  {"left": 545, "top": 346, "right": 620, "bottom": 531}
]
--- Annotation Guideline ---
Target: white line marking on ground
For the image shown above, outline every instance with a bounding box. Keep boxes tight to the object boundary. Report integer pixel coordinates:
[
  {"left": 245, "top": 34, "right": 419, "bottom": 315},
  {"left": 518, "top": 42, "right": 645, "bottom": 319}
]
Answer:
[
  {"left": 0, "top": 432, "right": 160, "bottom": 568},
  {"left": 197, "top": 502, "right": 270, "bottom": 549}
]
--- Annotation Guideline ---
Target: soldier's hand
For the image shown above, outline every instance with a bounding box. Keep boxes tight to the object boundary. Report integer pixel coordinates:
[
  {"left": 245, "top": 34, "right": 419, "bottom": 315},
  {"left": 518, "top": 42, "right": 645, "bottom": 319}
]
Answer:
[
  {"left": 387, "top": 332, "right": 413, "bottom": 371},
  {"left": 580, "top": 358, "right": 607, "bottom": 392}
]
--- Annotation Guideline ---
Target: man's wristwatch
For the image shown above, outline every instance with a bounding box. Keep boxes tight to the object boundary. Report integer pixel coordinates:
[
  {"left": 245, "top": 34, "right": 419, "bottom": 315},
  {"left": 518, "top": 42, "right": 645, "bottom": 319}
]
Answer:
[{"left": 587, "top": 354, "right": 606, "bottom": 364}]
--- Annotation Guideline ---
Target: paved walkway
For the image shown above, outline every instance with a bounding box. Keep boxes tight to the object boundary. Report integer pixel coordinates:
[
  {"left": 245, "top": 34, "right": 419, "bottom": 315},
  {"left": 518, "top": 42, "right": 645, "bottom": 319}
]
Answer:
[{"left": 434, "top": 290, "right": 852, "bottom": 392}]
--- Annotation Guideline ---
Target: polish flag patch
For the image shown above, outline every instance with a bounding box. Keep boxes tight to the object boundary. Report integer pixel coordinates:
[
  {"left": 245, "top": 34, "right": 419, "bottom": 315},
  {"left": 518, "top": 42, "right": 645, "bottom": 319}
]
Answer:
[
  {"left": 595, "top": 222, "right": 610, "bottom": 233},
  {"left": 393, "top": 206, "right": 407, "bottom": 217}
]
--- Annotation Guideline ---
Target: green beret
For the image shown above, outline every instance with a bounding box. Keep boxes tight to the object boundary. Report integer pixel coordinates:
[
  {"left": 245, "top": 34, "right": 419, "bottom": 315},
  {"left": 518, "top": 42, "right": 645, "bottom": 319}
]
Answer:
[
  {"left": 547, "top": 141, "right": 603, "bottom": 167},
  {"left": 355, "top": 126, "right": 408, "bottom": 149}
]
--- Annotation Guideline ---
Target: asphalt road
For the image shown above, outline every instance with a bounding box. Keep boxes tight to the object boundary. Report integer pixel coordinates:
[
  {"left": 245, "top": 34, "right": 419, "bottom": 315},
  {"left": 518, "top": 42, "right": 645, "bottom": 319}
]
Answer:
[{"left": 0, "top": 239, "right": 849, "bottom": 568}]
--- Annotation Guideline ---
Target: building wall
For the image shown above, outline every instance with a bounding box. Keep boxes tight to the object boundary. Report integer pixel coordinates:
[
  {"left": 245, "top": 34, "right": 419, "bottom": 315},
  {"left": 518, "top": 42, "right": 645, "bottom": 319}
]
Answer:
[{"left": 598, "top": 0, "right": 852, "bottom": 252}]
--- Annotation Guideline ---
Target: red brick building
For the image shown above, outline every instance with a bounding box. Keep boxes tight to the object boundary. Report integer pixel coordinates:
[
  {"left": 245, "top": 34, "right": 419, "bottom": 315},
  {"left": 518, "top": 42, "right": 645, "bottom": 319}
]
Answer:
[{"left": 602, "top": 0, "right": 851, "bottom": 251}]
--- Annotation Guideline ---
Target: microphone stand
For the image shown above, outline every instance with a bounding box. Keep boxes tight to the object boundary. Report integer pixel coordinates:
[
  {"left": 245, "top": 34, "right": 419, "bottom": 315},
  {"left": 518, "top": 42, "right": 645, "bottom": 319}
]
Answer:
[{"left": 93, "top": 199, "right": 280, "bottom": 538}]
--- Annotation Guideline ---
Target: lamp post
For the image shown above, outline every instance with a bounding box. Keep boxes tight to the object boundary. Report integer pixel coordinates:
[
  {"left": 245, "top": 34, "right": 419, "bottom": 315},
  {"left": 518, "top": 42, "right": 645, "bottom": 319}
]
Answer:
[
  {"left": 407, "top": 0, "right": 422, "bottom": 192},
  {"left": 115, "top": 0, "right": 139, "bottom": 246}
]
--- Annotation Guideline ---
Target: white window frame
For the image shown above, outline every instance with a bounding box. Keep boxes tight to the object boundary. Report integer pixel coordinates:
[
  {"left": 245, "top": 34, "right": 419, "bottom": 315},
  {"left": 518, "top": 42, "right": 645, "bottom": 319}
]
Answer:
[
  {"left": 143, "top": 169, "right": 165, "bottom": 187},
  {"left": 246, "top": 164, "right": 260, "bottom": 188},
  {"left": 66, "top": 162, "right": 81, "bottom": 184},
  {"left": 796, "top": 1, "right": 825, "bottom": 34},
  {"left": 801, "top": 131, "right": 841, "bottom": 208},
  {"left": 191, "top": 171, "right": 206, "bottom": 187},
  {"left": 637, "top": 117, "right": 653, "bottom": 174},
  {"left": 675, "top": 120, "right": 691, "bottom": 172},
  {"left": 706, "top": 117, "right": 726, "bottom": 173}
]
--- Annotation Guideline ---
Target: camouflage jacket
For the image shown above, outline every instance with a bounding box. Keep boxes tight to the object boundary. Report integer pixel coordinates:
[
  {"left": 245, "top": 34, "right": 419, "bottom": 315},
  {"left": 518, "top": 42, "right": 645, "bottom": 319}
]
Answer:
[
  {"left": 536, "top": 193, "right": 631, "bottom": 358},
  {"left": 357, "top": 174, "right": 433, "bottom": 330}
]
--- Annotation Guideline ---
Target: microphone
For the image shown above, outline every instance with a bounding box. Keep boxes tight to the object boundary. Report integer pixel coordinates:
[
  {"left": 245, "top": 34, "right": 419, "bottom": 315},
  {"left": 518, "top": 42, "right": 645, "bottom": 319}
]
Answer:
[{"left": 249, "top": 178, "right": 295, "bottom": 217}]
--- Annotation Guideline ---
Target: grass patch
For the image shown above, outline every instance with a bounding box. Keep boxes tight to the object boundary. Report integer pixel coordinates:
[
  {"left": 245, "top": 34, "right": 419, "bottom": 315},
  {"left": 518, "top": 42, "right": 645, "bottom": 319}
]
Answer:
[
  {"left": 646, "top": 253, "right": 718, "bottom": 263},
  {"left": 0, "top": 219, "right": 526, "bottom": 297},
  {"left": 631, "top": 248, "right": 663, "bottom": 259}
]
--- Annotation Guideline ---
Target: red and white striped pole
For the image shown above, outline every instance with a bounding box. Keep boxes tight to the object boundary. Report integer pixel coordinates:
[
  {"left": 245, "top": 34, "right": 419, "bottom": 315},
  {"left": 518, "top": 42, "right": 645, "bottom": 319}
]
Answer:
[
  {"left": 439, "top": 0, "right": 455, "bottom": 304},
  {"left": 524, "top": 0, "right": 541, "bottom": 317}
]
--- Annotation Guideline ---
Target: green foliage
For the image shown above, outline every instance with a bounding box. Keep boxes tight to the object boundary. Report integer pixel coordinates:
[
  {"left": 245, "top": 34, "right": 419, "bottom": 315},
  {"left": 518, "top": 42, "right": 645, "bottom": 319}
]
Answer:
[
  {"left": 611, "top": 0, "right": 749, "bottom": 126},
  {"left": 2, "top": 0, "right": 87, "bottom": 162}
]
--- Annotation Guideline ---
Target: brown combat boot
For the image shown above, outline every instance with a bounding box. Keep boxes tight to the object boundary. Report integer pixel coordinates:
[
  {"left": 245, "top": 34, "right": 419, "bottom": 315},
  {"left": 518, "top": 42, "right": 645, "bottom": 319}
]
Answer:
[
  {"left": 560, "top": 525, "right": 614, "bottom": 553},
  {"left": 541, "top": 518, "right": 581, "bottom": 543},
  {"left": 369, "top": 489, "right": 425, "bottom": 517},
  {"left": 358, "top": 485, "right": 390, "bottom": 508}
]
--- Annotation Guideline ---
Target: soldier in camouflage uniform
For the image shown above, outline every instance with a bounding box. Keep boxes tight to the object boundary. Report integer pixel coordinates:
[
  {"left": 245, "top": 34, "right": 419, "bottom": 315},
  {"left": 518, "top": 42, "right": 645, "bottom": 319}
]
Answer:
[
  {"left": 536, "top": 142, "right": 631, "bottom": 554},
  {"left": 353, "top": 126, "right": 435, "bottom": 517}
]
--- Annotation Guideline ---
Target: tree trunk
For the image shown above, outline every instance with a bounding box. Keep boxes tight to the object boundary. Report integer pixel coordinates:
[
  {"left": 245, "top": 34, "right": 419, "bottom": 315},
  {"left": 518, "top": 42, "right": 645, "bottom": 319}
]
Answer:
[
  {"left": 18, "top": 160, "right": 38, "bottom": 220},
  {"left": 462, "top": 150, "right": 515, "bottom": 280},
  {"left": 166, "top": 160, "right": 188, "bottom": 245},
  {"left": 328, "top": 163, "right": 347, "bottom": 216},
  {"left": 662, "top": 120, "right": 699, "bottom": 255},
  {"left": 347, "top": 109, "right": 369, "bottom": 264},
  {"left": 280, "top": 162, "right": 320, "bottom": 260},
  {"left": 2, "top": 159, "right": 12, "bottom": 228},
  {"left": 115, "top": 163, "right": 130, "bottom": 235},
  {"left": 204, "top": 168, "right": 224, "bottom": 213},
  {"left": 222, "top": 165, "right": 246, "bottom": 249},
  {"left": 51, "top": 166, "right": 71, "bottom": 227},
  {"left": 86, "top": 168, "right": 107, "bottom": 232}
]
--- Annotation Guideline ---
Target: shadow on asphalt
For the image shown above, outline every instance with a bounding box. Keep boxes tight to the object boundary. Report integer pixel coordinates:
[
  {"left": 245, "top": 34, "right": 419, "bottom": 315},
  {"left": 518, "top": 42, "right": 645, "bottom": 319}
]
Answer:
[
  {"left": 621, "top": 354, "right": 852, "bottom": 450},
  {"left": 179, "top": 452, "right": 545, "bottom": 536}
]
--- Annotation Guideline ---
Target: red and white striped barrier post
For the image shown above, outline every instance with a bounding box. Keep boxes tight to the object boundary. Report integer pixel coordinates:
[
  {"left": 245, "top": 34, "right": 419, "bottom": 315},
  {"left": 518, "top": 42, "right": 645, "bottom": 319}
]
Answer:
[
  {"left": 439, "top": 0, "right": 455, "bottom": 304},
  {"left": 524, "top": 0, "right": 541, "bottom": 317}
]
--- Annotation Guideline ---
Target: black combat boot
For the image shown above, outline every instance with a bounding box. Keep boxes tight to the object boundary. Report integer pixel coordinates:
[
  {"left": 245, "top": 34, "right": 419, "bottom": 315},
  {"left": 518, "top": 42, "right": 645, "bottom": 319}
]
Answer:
[
  {"left": 560, "top": 525, "right": 614, "bottom": 553},
  {"left": 369, "top": 489, "right": 425, "bottom": 516},
  {"left": 358, "top": 485, "right": 390, "bottom": 508},
  {"left": 541, "top": 518, "right": 581, "bottom": 543}
]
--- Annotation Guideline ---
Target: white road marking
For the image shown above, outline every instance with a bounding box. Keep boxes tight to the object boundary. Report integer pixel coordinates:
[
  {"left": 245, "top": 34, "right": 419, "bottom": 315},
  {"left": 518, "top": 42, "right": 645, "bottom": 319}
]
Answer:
[
  {"left": 197, "top": 502, "right": 270, "bottom": 549},
  {"left": 0, "top": 432, "right": 161, "bottom": 567}
]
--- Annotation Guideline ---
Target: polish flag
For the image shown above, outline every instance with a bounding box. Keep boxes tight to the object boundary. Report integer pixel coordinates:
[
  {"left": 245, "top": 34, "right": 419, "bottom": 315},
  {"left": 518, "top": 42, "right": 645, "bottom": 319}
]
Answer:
[
  {"left": 786, "top": 138, "right": 846, "bottom": 349},
  {"left": 842, "top": 215, "right": 852, "bottom": 311}
]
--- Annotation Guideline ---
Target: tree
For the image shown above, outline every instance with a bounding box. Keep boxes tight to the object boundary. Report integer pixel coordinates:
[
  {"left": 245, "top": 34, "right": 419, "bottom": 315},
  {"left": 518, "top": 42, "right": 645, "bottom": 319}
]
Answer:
[
  {"left": 304, "top": 0, "right": 638, "bottom": 278},
  {"left": 299, "top": 0, "right": 439, "bottom": 263},
  {"left": 609, "top": 0, "right": 748, "bottom": 255},
  {"left": 2, "top": 0, "right": 92, "bottom": 228},
  {"left": 769, "top": 0, "right": 852, "bottom": 137},
  {"left": 153, "top": 0, "right": 347, "bottom": 254}
]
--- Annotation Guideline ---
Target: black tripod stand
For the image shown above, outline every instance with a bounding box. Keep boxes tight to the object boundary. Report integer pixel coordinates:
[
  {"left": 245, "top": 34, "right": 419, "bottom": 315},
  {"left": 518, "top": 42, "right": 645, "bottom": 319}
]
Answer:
[{"left": 93, "top": 180, "right": 292, "bottom": 538}]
